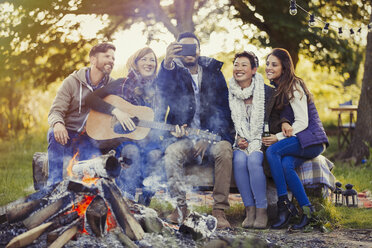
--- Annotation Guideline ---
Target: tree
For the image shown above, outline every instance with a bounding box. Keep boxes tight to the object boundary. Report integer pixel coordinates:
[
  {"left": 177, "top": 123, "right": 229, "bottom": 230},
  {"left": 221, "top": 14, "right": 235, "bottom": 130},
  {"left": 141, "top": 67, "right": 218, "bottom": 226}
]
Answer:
[
  {"left": 229, "top": 0, "right": 370, "bottom": 86},
  {"left": 0, "top": 0, "right": 370, "bottom": 138},
  {"left": 344, "top": 10, "right": 372, "bottom": 163}
]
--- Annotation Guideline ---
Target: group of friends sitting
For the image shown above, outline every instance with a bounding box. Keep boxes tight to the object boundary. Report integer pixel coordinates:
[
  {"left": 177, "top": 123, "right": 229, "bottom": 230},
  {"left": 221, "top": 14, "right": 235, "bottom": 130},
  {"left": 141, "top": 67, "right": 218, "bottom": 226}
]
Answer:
[{"left": 47, "top": 32, "right": 329, "bottom": 230}]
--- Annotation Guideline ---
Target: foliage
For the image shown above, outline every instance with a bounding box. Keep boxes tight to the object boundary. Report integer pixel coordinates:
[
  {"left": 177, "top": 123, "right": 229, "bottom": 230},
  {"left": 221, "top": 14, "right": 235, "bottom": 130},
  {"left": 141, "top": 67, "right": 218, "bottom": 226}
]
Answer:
[
  {"left": 229, "top": 0, "right": 370, "bottom": 85},
  {"left": 0, "top": 0, "right": 369, "bottom": 138},
  {"left": 295, "top": 55, "right": 361, "bottom": 124},
  {"left": 309, "top": 196, "right": 341, "bottom": 231}
]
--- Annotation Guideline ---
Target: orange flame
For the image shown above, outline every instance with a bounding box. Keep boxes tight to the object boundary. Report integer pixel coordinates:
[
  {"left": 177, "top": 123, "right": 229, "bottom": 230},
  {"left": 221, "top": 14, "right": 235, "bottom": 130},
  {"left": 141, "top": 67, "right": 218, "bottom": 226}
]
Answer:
[
  {"left": 67, "top": 151, "right": 79, "bottom": 178},
  {"left": 72, "top": 195, "right": 95, "bottom": 217},
  {"left": 82, "top": 175, "right": 99, "bottom": 185},
  {"left": 106, "top": 208, "right": 117, "bottom": 231}
]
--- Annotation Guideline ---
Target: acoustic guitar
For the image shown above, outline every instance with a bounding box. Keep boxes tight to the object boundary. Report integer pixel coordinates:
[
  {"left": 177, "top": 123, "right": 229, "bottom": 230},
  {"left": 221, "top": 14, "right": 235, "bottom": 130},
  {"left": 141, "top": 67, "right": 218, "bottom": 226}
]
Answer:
[{"left": 86, "top": 95, "right": 221, "bottom": 148}]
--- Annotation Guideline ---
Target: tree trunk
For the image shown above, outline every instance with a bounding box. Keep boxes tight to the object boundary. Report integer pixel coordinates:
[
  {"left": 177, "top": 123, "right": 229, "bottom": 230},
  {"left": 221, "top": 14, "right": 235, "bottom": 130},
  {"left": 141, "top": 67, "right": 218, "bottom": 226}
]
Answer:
[
  {"left": 344, "top": 12, "right": 372, "bottom": 163},
  {"left": 175, "top": 0, "right": 195, "bottom": 33}
]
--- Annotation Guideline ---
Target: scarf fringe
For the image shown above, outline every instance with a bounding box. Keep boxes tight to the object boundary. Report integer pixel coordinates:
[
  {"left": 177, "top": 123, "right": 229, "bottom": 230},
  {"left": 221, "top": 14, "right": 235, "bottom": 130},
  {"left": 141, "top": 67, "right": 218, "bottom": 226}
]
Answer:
[{"left": 228, "top": 73, "right": 265, "bottom": 154}]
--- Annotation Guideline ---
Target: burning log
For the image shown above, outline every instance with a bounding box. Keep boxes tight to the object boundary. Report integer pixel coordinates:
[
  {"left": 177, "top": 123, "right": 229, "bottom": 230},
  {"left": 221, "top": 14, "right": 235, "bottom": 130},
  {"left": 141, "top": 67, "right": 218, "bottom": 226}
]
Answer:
[
  {"left": 45, "top": 211, "right": 79, "bottom": 244},
  {"left": 0, "top": 184, "right": 58, "bottom": 224},
  {"left": 6, "top": 198, "right": 47, "bottom": 223},
  {"left": 86, "top": 195, "right": 107, "bottom": 237},
  {"left": 101, "top": 179, "right": 144, "bottom": 240},
  {"left": 6, "top": 222, "right": 53, "bottom": 248},
  {"left": 50, "top": 211, "right": 79, "bottom": 230},
  {"left": 67, "top": 180, "right": 99, "bottom": 194},
  {"left": 71, "top": 150, "right": 121, "bottom": 179},
  {"left": 23, "top": 195, "right": 70, "bottom": 230},
  {"left": 48, "top": 225, "right": 78, "bottom": 248}
]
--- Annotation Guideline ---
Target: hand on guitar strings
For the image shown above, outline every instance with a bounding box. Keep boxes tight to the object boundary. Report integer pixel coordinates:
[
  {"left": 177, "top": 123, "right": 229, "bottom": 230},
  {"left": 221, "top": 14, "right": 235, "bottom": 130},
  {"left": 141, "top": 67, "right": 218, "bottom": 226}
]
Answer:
[
  {"left": 111, "top": 108, "right": 136, "bottom": 131},
  {"left": 171, "top": 124, "right": 188, "bottom": 138},
  {"left": 193, "top": 139, "right": 209, "bottom": 160}
]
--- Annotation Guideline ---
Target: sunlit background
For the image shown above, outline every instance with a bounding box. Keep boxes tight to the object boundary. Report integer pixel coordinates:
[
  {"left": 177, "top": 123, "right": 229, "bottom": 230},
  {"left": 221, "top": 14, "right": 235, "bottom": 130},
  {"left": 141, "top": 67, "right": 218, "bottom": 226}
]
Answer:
[{"left": 0, "top": 0, "right": 370, "bottom": 138}]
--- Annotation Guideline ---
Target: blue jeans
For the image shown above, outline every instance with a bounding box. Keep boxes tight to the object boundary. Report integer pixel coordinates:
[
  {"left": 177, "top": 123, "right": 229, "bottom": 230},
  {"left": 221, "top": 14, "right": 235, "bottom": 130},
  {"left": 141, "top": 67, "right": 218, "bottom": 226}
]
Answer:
[
  {"left": 115, "top": 141, "right": 164, "bottom": 203},
  {"left": 266, "top": 136, "right": 324, "bottom": 207},
  {"left": 233, "top": 150, "right": 267, "bottom": 208},
  {"left": 47, "top": 128, "right": 101, "bottom": 186}
]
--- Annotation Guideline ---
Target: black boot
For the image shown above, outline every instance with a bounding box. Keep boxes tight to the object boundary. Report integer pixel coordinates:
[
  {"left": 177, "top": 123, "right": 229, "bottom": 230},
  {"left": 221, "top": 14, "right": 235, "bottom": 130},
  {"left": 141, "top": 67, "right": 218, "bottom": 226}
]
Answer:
[
  {"left": 291, "top": 205, "right": 315, "bottom": 230},
  {"left": 271, "top": 197, "right": 298, "bottom": 229}
]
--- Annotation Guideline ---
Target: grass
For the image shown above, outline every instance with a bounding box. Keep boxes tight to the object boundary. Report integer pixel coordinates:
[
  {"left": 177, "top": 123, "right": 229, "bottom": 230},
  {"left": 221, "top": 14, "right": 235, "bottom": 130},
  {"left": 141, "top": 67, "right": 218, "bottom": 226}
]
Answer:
[
  {"left": 0, "top": 132, "right": 371, "bottom": 229},
  {"left": 0, "top": 130, "right": 47, "bottom": 206},
  {"left": 323, "top": 135, "right": 372, "bottom": 193}
]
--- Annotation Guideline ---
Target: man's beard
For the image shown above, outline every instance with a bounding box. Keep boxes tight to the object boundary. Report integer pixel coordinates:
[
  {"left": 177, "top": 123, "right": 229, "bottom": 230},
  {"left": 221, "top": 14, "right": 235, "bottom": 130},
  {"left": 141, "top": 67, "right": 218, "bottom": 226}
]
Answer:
[
  {"left": 182, "top": 60, "right": 197, "bottom": 67},
  {"left": 96, "top": 61, "right": 112, "bottom": 75}
]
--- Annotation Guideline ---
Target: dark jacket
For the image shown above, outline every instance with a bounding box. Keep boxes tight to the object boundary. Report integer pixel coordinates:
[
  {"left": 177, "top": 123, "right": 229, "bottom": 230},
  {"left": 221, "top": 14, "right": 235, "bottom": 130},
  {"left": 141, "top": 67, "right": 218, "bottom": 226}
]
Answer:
[
  {"left": 265, "top": 83, "right": 290, "bottom": 135},
  {"left": 156, "top": 56, "right": 234, "bottom": 144},
  {"left": 280, "top": 98, "right": 329, "bottom": 148}
]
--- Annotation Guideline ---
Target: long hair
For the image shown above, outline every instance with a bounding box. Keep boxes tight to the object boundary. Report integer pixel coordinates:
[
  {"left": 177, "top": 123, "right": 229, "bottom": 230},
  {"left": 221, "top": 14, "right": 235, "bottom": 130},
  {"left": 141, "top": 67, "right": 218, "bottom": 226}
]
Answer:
[
  {"left": 267, "top": 48, "right": 312, "bottom": 109},
  {"left": 125, "top": 47, "right": 158, "bottom": 80}
]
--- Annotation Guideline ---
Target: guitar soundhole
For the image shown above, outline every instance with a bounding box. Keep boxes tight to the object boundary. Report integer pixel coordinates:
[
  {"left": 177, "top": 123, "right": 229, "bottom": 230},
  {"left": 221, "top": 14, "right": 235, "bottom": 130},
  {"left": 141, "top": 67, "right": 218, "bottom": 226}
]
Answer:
[{"left": 113, "top": 122, "right": 136, "bottom": 134}]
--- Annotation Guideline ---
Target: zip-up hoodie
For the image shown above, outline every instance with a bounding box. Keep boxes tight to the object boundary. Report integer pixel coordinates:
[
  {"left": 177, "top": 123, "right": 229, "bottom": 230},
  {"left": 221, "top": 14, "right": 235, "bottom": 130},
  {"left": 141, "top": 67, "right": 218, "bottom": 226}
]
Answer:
[{"left": 48, "top": 67, "right": 114, "bottom": 132}]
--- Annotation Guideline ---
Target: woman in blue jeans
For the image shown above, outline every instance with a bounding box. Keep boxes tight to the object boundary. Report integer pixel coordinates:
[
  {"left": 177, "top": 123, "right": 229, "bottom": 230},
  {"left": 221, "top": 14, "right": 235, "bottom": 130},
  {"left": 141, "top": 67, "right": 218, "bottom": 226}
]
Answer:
[
  {"left": 262, "top": 48, "right": 328, "bottom": 229},
  {"left": 229, "top": 51, "right": 267, "bottom": 229}
]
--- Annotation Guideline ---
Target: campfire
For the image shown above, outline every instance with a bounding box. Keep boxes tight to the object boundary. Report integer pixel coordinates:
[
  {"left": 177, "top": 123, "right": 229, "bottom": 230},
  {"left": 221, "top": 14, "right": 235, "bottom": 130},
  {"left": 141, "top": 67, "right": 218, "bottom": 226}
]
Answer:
[{"left": 0, "top": 151, "right": 217, "bottom": 247}]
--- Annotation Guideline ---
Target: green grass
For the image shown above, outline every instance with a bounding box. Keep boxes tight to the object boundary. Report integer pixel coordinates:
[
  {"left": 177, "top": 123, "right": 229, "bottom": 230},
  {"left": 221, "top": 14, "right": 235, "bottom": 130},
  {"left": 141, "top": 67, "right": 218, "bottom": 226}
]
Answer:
[
  {"left": 323, "top": 134, "right": 372, "bottom": 193},
  {"left": 0, "top": 130, "right": 47, "bottom": 206}
]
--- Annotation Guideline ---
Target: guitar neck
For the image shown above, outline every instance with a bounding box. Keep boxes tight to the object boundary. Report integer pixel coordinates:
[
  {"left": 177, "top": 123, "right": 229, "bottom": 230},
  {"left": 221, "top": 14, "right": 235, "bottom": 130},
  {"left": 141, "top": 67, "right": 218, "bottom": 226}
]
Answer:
[
  {"left": 137, "top": 119, "right": 176, "bottom": 132},
  {"left": 137, "top": 119, "right": 221, "bottom": 142}
]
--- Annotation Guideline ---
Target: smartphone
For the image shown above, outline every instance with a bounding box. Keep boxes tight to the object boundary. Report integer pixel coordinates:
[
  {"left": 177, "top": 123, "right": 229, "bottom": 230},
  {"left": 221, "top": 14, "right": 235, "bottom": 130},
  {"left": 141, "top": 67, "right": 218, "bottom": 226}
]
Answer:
[{"left": 176, "top": 43, "right": 197, "bottom": 56}]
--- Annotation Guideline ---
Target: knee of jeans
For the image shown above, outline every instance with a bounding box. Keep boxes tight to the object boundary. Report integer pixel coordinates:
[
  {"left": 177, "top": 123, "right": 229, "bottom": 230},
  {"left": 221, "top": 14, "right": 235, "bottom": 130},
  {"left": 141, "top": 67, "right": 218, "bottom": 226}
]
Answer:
[
  {"left": 233, "top": 150, "right": 246, "bottom": 167},
  {"left": 248, "top": 151, "right": 263, "bottom": 164},
  {"left": 121, "top": 144, "right": 140, "bottom": 159},
  {"left": 281, "top": 156, "right": 295, "bottom": 175}
]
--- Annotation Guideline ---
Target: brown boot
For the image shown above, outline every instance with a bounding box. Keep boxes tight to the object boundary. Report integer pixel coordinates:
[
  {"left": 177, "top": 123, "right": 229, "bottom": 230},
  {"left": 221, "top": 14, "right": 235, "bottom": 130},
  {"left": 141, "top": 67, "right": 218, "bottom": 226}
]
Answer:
[
  {"left": 212, "top": 209, "right": 231, "bottom": 229},
  {"left": 253, "top": 208, "right": 268, "bottom": 229},
  {"left": 242, "top": 206, "right": 256, "bottom": 228},
  {"left": 166, "top": 205, "right": 189, "bottom": 225}
]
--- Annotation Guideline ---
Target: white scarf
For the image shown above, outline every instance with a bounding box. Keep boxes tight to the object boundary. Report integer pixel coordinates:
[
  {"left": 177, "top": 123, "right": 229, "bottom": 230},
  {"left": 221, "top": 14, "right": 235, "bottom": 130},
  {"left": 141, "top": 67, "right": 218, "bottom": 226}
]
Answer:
[{"left": 229, "top": 73, "right": 265, "bottom": 154}]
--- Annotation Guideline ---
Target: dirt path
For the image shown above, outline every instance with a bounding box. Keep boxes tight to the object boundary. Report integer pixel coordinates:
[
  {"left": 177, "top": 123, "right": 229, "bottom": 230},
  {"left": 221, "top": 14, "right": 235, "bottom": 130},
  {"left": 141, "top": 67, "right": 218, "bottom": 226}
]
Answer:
[{"left": 212, "top": 228, "right": 372, "bottom": 248}]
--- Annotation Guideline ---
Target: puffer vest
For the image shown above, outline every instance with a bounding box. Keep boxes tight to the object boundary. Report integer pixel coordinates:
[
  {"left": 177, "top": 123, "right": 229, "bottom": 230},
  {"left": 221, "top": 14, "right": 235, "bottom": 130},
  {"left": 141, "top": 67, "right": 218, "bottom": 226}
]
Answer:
[{"left": 281, "top": 99, "right": 329, "bottom": 149}]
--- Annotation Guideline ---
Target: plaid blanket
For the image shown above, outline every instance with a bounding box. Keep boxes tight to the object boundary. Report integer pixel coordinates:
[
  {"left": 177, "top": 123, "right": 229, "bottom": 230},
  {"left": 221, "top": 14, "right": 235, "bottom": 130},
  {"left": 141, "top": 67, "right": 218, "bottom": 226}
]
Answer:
[{"left": 296, "top": 155, "right": 336, "bottom": 192}]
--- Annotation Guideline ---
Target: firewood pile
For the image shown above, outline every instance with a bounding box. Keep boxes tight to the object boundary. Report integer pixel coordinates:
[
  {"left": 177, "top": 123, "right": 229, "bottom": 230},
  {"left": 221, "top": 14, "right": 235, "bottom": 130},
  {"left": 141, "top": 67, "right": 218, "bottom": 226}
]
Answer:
[{"left": 0, "top": 151, "right": 218, "bottom": 247}]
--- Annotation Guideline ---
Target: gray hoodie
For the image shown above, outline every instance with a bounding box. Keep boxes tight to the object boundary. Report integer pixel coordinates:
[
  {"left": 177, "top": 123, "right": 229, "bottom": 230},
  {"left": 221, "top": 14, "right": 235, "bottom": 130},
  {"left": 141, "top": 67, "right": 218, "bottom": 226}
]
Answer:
[{"left": 48, "top": 67, "right": 114, "bottom": 132}]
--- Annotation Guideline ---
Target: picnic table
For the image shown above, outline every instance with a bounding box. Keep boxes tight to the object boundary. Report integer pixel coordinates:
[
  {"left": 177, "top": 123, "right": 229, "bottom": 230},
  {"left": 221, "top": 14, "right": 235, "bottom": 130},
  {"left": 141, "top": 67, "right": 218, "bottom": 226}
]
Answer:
[{"left": 329, "top": 105, "right": 358, "bottom": 148}]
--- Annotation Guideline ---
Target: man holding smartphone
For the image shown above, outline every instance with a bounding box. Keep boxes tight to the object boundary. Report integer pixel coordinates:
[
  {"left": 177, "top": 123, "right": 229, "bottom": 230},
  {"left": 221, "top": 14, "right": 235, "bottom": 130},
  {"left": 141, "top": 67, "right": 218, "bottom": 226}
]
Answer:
[{"left": 156, "top": 32, "right": 234, "bottom": 229}]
